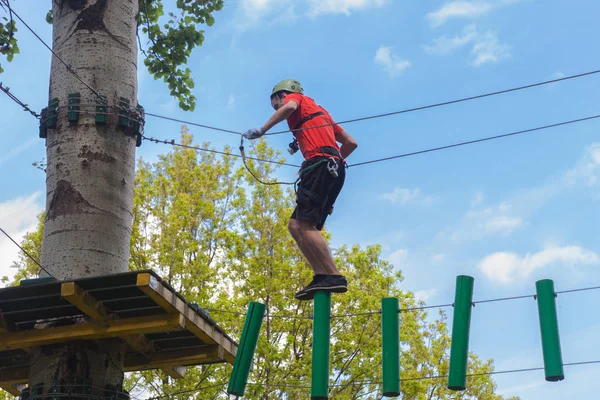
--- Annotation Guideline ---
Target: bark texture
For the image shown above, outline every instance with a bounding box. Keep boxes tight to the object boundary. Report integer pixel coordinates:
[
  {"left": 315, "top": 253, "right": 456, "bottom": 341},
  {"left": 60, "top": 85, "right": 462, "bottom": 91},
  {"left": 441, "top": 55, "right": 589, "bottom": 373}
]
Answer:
[
  {"left": 41, "top": 0, "right": 138, "bottom": 281},
  {"left": 30, "top": 0, "right": 139, "bottom": 396}
]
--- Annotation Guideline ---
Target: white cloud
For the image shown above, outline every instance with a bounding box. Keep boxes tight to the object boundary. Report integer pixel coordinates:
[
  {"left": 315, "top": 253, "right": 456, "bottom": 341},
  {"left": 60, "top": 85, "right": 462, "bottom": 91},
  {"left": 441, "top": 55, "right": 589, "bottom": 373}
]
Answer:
[
  {"left": 306, "top": 0, "right": 388, "bottom": 17},
  {"left": 414, "top": 288, "right": 438, "bottom": 302},
  {"left": 388, "top": 248, "right": 408, "bottom": 267},
  {"left": 470, "top": 31, "right": 511, "bottom": 66},
  {"left": 441, "top": 143, "right": 600, "bottom": 242},
  {"left": 424, "top": 24, "right": 478, "bottom": 55},
  {"left": 235, "top": 0, "right": 297, "bottom": 30},
  {"left": 0, "top": 192, "right": 44, "bottom": 282},
  {"left": 479, "top": 246, "right": 599, "bottom": 284},
  {"left": 381, "top": 187, "right": 432, "bottom": 205},
  {"left": 427, "top": 0, "right": 524, "bottom": 27},
  {"left": 234, "top": 0, "right": 387, "bottom": 29},
  {"left": 484, "top": 215, "right": 523, "bottom": 234},
  {"left": 424, "top": 25, "right": 510, "bottom": 66},
  {"left": 373, "top": 46, "right": 411, "bottom": 78}
]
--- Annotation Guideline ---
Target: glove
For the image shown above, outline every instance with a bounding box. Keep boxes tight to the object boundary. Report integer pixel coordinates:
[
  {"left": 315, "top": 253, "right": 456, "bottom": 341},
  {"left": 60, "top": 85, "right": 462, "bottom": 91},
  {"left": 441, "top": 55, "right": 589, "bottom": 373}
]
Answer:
[{"left": 242, "top": 127, "right": 265, "bottom": 140}]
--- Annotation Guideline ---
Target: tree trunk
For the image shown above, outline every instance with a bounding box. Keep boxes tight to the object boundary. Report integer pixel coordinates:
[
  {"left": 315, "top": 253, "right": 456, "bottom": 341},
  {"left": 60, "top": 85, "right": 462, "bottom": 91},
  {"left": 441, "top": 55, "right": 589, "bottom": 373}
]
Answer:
[{"left": 30, "top": 0, "right": 139, "bottom": 396}]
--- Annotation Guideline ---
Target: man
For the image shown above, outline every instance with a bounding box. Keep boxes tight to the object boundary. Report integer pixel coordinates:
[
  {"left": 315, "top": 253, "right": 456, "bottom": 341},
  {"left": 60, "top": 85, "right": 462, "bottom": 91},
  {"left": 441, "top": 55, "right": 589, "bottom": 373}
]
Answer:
[{"left": 243, "top": 79, "right": 358, "bottom": 300}]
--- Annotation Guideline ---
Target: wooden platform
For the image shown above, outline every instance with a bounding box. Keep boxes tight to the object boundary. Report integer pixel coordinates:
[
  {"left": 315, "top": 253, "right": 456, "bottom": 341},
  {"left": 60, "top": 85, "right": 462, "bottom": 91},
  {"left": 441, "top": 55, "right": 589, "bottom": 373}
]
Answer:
[{"left": 0, "top": 270, "right": 238, "bottom": 395}]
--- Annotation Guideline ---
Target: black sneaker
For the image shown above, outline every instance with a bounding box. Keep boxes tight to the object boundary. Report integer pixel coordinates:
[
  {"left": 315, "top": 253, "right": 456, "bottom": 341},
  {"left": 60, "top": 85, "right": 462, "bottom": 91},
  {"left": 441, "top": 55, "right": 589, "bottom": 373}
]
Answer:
[
  {"left": 319, "top": 275, "right": 348, "bottom": 293},
  {"left": 301, "top": 275, "right": 348, "bottom": 296},
  {"left": 294, "top": 275, "right": 326, "bottom": 301}
]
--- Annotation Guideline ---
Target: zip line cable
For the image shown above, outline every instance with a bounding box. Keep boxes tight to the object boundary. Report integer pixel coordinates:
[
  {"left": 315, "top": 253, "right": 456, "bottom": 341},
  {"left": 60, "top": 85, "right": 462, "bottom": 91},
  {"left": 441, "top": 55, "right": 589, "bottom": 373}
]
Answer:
[
  {"left": 142, "top": 135, "right": 300, "bottom": 168},
  {"left": 141, "top": 68, "right": 600, "bottom": 137},
  {"left": 0, "top": 227, "right": 53, "bottom": 277},
  {"left": 265, "top": 68, "right": 600, "bottom": 136},
  {"left": 349, "top": 114, "right": 600, "bottom": 168},
  {"left": 1, "top": 0, "right": 102, "bottom": 99},
  {"left": 146, "top": 113, "right": 600, "bottom": 172},
  {"left": 143, "top": 360, "right": 600, "bottom": 397},
  {"left": 204, "top": 282, "right": 600, "bottom": 321},
  {"left": 0, "top": 81, "right": 40, "bottom": 118}
]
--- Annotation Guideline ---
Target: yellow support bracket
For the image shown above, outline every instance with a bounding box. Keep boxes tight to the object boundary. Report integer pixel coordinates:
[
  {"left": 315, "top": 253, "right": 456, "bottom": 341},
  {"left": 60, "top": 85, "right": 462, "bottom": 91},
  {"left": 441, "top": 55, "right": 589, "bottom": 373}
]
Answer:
[
  {"left": 61, "top": 282, "right": 110, "bottom": 321},
  {"left": 0, "top": 313, "right": 185, "bottom": 351},
  {"left": 136, "top": 273, "right": 236, "bottom": 364}
]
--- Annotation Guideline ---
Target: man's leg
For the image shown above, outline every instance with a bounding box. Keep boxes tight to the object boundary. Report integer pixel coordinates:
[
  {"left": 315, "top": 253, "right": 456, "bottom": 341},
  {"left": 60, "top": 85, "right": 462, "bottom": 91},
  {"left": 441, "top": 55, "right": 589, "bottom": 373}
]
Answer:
[{"left": 288, "top": 218, "right": 340, "bottom": 275}]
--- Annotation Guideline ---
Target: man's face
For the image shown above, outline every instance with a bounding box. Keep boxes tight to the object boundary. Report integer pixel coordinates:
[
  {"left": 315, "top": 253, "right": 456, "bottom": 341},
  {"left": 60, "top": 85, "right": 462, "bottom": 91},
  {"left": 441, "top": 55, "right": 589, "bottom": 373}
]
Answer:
[{"left": 271, "top": 93, "right": 285, "bottom": 111}]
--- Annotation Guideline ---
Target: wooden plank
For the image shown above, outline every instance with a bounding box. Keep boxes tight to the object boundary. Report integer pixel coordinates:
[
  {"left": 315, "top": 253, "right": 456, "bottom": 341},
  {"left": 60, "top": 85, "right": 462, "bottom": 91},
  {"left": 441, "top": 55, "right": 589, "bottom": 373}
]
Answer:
[
  {"left": 136, "top": 273, "right": 237, "bottom": 364},
  {"left": 0, "top": 314, "right": 16, "bottom": 333},
  {"left": 124, "top": 345, "right": 225, "bottom": 371},
  {"left": 0, "top": 313, "right": 185, "bottom": 351},
  {"left": 61, "top": 282, "right": 110, "bottom": 321}
]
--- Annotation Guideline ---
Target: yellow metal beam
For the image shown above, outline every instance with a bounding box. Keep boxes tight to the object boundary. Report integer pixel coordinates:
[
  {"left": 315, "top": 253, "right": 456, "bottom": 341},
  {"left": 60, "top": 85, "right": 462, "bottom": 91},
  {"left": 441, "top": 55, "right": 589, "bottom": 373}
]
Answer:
[
  {"left": 136, "top": 273, "right": 237, "bottom": 364},
  {"left": 124, "top": 345, "right": 225, "bottom": 371},
  {"left": 61, "top": 282, "right": 110, "bottom": 321},
  {"left": 0, "top": 313, "right": 185, "bottom": 351}
]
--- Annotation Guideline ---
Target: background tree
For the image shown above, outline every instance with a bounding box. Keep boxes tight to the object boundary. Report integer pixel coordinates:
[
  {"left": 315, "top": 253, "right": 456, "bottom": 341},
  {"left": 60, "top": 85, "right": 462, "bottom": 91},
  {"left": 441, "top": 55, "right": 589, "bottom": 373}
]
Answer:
[{"left": 3, "top": 131, "right": 518, "bottom": 399}]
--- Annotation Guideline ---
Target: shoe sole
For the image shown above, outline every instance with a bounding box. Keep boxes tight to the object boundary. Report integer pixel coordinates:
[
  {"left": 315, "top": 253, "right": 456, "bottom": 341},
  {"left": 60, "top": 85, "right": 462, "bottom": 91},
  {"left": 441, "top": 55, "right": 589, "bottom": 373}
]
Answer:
[{"left": 304, "top": 284, "right": 348, "bottom": 294}]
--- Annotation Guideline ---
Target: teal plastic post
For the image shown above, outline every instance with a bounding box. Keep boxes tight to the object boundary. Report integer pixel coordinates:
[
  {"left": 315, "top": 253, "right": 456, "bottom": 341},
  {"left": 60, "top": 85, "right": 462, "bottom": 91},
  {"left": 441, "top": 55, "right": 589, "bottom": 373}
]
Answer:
[
  {"left": 311, "top": 291, "right": 331, "bottom": 400},
  {"left": 535, "top": 279, "right": 564, "bottom": 381},
  {"left": 448, "top": 275, "right": 474, "bottom": 391},
  {"left": 227, "top": 302, "right": 266, "bottom": 396},
  {"left": 382, "top": 298, "right": 400, "bottom": 397}
]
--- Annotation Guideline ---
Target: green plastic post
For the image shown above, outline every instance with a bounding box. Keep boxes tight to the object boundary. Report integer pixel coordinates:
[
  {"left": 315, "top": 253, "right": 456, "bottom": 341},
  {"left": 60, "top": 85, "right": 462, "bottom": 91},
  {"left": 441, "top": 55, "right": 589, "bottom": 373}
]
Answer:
[
  {"left": 536, "top": 279, "right": 564, "bottom": 381},
  {"left": 448, "top": 275, "right": 474, "bottom": 391},
  {"left": 311, "top": 291, "right": 332, "bottom": 400},
  {"left": 382, "top": 297, "right": 400, "bottom": 397},
  {"left": 227, "top": 301, "right": 266, "bottom": 397}
]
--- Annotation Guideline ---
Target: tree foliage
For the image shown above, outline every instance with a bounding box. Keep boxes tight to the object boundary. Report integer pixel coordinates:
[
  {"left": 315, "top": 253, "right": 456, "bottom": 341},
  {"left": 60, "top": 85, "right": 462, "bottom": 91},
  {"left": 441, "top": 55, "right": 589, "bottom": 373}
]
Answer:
[
  {"left": 0, "top": 0, "right": 224, "bottom": 110},
  {"left": 3, "top": 129, "right": 518, "bottom": 399},
  {"left": 0, "top": 2, "right": 19, "bottom": 74}
]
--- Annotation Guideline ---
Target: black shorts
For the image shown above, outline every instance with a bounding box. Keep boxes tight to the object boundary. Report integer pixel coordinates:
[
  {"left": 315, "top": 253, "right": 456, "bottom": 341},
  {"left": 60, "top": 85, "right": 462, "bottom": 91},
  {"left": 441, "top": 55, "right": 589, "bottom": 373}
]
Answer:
[{"left": 291, "top": 156, "right": 346, "bottom": 231}]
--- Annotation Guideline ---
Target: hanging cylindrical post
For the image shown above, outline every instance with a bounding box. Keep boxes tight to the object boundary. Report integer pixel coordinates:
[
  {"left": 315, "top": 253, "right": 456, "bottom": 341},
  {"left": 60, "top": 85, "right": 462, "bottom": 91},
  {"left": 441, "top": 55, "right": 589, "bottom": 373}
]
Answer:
[
  {"left": 227, "top": 301, "right": 266, "bottom": 397},
  {"left": 311, "top": 291, "right": 332, "bottom": 400},
  {"left": 382, "top": 297, "right": 400, "bottom": 397},
  {"left": 448, "top": 275, "right": 474, "bottom": 391},
  {"left": 535, "top": 279, "right": 564, "bottom": 382}
]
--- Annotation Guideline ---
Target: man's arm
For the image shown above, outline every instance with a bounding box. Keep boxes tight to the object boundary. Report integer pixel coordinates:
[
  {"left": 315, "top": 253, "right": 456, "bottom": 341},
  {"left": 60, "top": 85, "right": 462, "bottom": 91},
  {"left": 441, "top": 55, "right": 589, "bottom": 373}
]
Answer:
[
  {"left": 261, "top": 101, "right": 298, "bottom": 133},
  {"left": 335, "top": 130, "right": 358, "bottom": 159}
]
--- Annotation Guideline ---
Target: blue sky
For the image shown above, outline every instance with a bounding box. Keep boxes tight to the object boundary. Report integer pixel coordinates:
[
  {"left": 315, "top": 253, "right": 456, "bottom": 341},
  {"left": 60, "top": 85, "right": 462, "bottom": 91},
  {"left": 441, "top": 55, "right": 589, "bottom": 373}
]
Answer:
[{"left": 1, "top": 0, "right": 600, "bottom": 398}]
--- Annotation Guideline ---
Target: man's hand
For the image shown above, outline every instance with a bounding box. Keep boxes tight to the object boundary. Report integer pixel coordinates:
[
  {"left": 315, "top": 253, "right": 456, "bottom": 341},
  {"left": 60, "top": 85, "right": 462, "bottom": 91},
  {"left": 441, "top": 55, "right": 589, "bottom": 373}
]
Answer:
[{"left": 242, "top": 127, "right": 265, "bottom": 140}]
